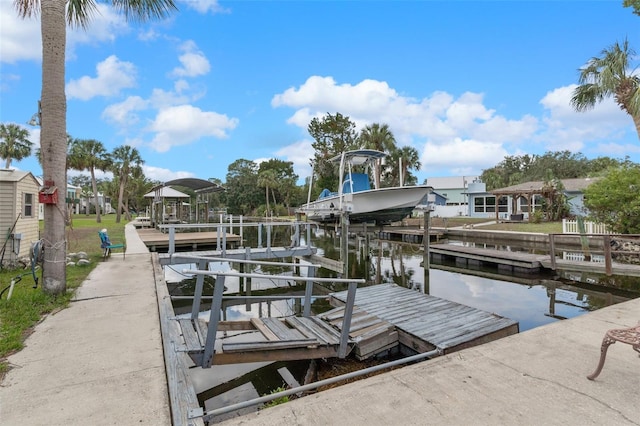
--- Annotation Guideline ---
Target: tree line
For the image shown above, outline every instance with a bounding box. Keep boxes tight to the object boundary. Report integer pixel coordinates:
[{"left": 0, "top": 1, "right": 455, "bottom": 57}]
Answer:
[{"left": 5, "top": 0, "right": 639, "bottom": 296}]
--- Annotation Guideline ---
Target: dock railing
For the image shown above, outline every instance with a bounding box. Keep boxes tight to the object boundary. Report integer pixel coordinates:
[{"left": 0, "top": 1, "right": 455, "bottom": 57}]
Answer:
[
  {"left": 176, "top": 256, "right": 365, "bottom": 367},
  {"left": 548, "top": 233, "right": 640, "bottom": 275},
  {"left": 158, "top": 219, "right": 317, "bottom": 256}
]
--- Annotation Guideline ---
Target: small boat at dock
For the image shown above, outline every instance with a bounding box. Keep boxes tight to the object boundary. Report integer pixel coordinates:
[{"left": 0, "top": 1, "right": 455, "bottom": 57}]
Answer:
[{"left": 297, "top": 149, "right": 433, "bottom": 225}]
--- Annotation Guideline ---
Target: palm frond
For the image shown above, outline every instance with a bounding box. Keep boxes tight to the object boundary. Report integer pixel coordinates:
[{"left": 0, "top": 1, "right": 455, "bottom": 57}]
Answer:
[{"left": 111, "top": 0, "right": 178, "bottom": 22}]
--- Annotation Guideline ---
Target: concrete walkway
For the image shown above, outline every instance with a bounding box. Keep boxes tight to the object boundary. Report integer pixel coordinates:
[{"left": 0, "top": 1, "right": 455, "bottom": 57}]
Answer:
[
  {"left": 221, "top": 297, "right": 640, "bottom": 426},
  {"left": 2, "top": 225, "right": 639, "bottom": 425},
  {"left": 0, "top": 224, "right": 170, "bottom": 425}
]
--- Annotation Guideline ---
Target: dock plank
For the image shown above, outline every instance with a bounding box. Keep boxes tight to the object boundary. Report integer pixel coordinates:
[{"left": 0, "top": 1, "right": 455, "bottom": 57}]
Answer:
[
  {"left": 261, "top": 317, "right": 307, "bottom": 341},
  {"left": 331, "top": 283, "right": 519, "bottom": 353}
]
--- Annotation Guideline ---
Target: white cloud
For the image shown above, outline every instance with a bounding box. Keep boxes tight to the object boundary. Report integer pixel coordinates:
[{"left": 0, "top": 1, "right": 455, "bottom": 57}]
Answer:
[
  {"left": 178, "top": 0, "right": 230, "bottom": 14},
  {"left": 170, "top": 40, "right": 210, "bottom": 78},
  {"left": 102, "top": 96, "right": 149, "bottom": 126},
  {"left": 143, "top": 165, "right": 195, "bottom": 182},
  {"left": 1, "top": 3, "right": 129, "bottom": 64},
  {"left": 147, "top": 105, "right": 239, "bottom": 152},
  {"left": 539, "top": 85, "right": 633, "bottom": 152},
  {"left": 66, "top": 4, "right": 129, "bottom": 57},
  {"left": 0, "top": 2, "right": 41, "bottom": 63},
  {"left": 67, "top": 55, "right": 137, "bottom": 100},
  {"left": 272, "top": 76, "right": 540, "bottom": 176},
  {"left": 421, "top": 138, "right": 508, "bottom": 172},
  {"left": 274, "top": 139, "right": 315, "bottom": 180}
]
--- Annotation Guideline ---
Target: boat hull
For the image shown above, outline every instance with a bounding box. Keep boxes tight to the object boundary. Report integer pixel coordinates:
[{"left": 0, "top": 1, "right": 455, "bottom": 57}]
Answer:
[{"left": 298, "top": 185, "right": 431, "bottom": 225}]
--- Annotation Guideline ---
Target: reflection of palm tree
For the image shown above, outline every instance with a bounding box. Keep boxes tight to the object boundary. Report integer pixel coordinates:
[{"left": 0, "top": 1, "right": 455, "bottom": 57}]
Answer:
[{"left": 571, "top": 39, "right": 640, "bottom": 138}]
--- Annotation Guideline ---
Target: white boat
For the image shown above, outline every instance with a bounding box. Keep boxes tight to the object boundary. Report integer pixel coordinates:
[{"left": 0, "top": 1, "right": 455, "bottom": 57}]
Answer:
[{"left": 297, "top": 149, "right": 433, "bottom": 225}]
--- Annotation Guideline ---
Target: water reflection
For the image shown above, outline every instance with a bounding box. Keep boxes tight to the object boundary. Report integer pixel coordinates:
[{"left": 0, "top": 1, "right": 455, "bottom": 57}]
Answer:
[{"left": 165, "top": 226, "right": 640, "bottom": 418}]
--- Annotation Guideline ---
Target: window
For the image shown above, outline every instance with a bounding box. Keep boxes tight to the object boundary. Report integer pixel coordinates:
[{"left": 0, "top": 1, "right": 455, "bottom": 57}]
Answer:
[{"left": 24, "top": 193, "right": 34, "bottom": 217}]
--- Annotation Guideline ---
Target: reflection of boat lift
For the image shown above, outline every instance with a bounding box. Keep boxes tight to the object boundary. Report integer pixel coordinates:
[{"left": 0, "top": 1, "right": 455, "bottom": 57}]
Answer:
[{"left": 545, "top": 284, "right": 590, "bottom": 320}]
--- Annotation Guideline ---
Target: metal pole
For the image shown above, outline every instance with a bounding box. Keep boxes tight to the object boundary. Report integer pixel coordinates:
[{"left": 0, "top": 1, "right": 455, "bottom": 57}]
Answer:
[
  {"left": 168, "top": 226, "right": 175, "bottom": 255},
  {"left": 203, "top": 348, "right": 441, "bottom": 422},
  {"left": 341, "top": 212, "right": 349, "bottom": 277},
  {"left": 190, "top": 258, "right": 208, "bottom": 320},
  {"left": 303, "top": 266, "right": 315, "bottom": 317},
  {"left": 202, "top": 274, "right": 226, "bottom": 368},
  {"left": 338, "top": 281, "right": 357, "bottom": 358}
]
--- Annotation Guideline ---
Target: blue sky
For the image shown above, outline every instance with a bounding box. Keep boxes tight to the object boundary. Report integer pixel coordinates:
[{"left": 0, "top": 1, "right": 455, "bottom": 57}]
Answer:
[{"left": 1, "top": 0, "right": 638, "bottom": 185}]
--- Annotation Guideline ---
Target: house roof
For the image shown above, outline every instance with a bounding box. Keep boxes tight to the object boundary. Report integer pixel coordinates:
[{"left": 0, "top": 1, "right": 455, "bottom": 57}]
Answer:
[
  {"left": 491, "top": 177, "right": 600, "bottom": 195},
  {"left": 0, "top": 169, "right": 39, "bottom": 185}
]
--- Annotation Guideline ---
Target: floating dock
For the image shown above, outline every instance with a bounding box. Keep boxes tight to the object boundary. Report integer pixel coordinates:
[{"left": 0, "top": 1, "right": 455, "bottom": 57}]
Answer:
[
  {"left": 429, "top": 243, "right": 547, "bottom": 274},
  {"left": 378, "top": 228, "right": 444, "bottom": 243},
  {"left": 428, "top": 243, "right": 640, "bottom": 277},
  {"left": 137, "top": 228, "right": 241, "bottom": 252}
]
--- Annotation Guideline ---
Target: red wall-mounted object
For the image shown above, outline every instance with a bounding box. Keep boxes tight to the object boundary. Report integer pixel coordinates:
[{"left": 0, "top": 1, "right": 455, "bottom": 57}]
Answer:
[{"left": 39, "top": 180, "right": 59, "bottom": 204}]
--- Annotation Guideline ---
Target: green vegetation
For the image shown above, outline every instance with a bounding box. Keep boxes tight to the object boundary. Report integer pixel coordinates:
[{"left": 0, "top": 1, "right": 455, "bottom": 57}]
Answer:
[
  {"left": 583, "top": 164, "right": 640, "bottom": 233},
  {"left": 261, "top": 386, "right": 290, "bottom": 408},
  {"left": 0, "top": 215, "right": 126, "bottom": 378}
]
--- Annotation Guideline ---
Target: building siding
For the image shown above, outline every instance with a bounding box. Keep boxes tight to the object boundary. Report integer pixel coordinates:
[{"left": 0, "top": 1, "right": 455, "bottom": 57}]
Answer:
[{"left": 0, "top": 171, "right": 41, "bottom": 263}]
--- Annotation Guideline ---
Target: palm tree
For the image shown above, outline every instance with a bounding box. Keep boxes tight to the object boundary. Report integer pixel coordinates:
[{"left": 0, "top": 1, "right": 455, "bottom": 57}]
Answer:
[
  {"left": 257, "top": 170, "right": 278, "bottom": 217},
  {"left": 0, "top": 123, "right": 33, "bottom": 168},
  {"left": 359, "top": 123, "right": 397, "bottom": 188},
  {"left": 387, "top": 146, "right": 422, "bottom": 186},
  {"left": 14, "top": 0, "right": 177, "bottom": 295},
  {"left": 571, "top": 39, "right": 640, "bottom": 139},
  {"left": 110, "top": 145, "right": 144, "bottom": 223},
  {"left": 68, "top": 139, "right": 110, "bottom": 223}
]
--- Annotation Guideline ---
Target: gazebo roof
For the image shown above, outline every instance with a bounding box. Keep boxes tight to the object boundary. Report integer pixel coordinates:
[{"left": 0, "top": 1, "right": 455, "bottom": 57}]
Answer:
[
  {"left": 151, "top": 178, "right": 225, "bottom": 194},
  {"left": 144, "top": 186, "right": 190, "bottom": 198}
]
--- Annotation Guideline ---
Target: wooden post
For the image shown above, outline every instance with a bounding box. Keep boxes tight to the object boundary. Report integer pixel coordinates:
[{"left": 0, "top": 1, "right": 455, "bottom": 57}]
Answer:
[
  {"left": 423, "top": 209, "right": 430, "bottom": 294},
  {"left": 603, "top": 234, "right": 612, "bottom": 276},
  {"left": 549, "top": 234, "right": 556, "bottom": 270}
]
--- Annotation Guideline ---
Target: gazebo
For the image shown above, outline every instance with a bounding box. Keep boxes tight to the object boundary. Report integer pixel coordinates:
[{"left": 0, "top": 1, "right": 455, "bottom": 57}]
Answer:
[
  {"left": 145, "top": 178, "right": 225, "bottom": 226},
  {"left": 489, "top": 178, "right": 599, "bottom": 222}
]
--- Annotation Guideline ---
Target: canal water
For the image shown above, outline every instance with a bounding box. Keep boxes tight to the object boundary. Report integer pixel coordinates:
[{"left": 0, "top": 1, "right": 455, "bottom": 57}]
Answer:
[{"left": 164, "top": 226, "right": 640, "bottom": 419}]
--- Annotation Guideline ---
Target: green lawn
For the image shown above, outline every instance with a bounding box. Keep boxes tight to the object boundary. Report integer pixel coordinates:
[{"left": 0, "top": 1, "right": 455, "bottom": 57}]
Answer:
[{"left": 0, "top": 214, "right": 127, "bottom": 378}]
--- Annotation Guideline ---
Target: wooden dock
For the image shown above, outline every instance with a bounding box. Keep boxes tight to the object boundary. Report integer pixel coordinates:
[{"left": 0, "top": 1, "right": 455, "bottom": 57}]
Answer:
[
  {"left": 330, "top": 284, "right": 519, "bottom": 354},
  {"left": 430, "top": 243, "right": 547, "bottom": 274},
  {"left": 429, "top": 243, "right": 640, "bottom": 277},
  {"left": 137, "top": 228, "right": 241, "bottom": 252},
  {"left": 175, "top": 283, "right": 518, "bottom": 366},
  {"left": 378, "top": 228, "right": 444, "bottom": 243},
  {"left": 178, "top": 314, "right": 360, "bottom": 366}
]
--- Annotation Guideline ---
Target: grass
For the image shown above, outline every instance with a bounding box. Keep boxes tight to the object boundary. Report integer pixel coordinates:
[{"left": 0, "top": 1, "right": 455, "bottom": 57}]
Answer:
[
  {"left": 429, "top": 216, "right": 563, "bottom": 234},
  {"left": 0, "top": 214, "right": 127, "bottom": 378}
]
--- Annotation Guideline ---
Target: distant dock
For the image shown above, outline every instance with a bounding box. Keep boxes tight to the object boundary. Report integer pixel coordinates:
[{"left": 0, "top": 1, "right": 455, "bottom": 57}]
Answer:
[{"left": 137, "top": 228, "right": 241, "bottom": 252}]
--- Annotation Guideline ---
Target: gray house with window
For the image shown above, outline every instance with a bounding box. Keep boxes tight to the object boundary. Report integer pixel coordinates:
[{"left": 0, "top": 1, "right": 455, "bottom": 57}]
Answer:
[
  {"left": 467, "top": 177, "right": 599, "bottom": 220},
  {"left": 0, "top": 169, "right": 40, "bottom": 264}
]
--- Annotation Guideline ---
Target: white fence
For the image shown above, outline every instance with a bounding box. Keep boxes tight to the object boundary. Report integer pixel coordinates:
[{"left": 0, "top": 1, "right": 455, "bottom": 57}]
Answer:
[{"left": 562, "top": 218, "right": 610, "bottom": 234}]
